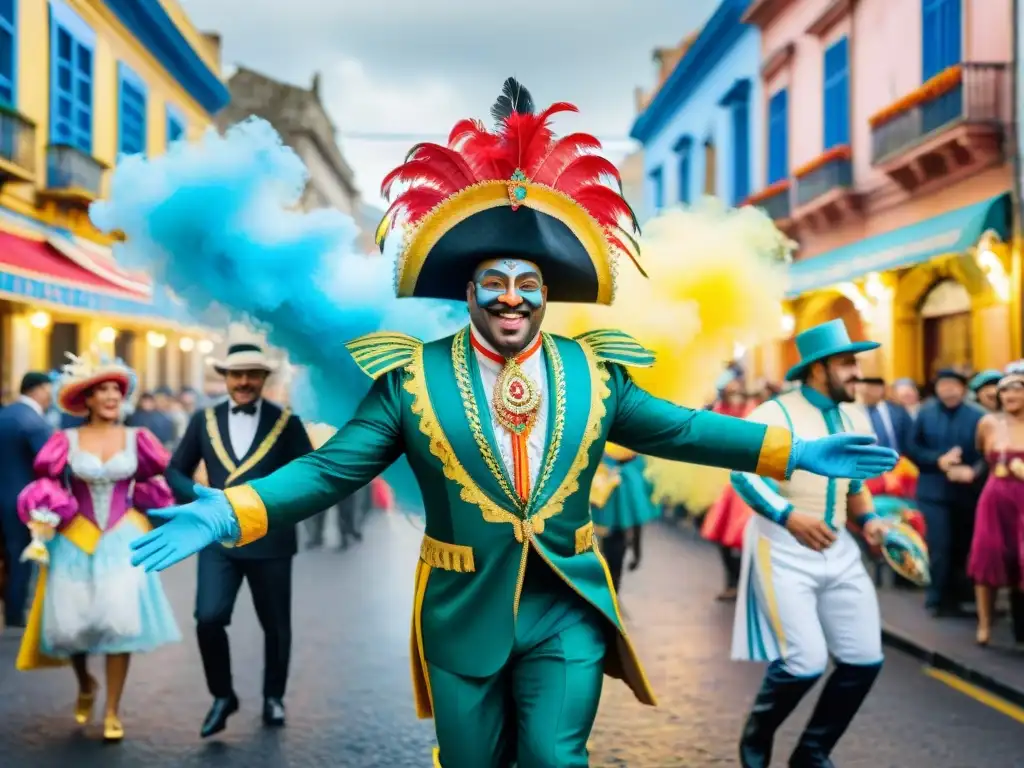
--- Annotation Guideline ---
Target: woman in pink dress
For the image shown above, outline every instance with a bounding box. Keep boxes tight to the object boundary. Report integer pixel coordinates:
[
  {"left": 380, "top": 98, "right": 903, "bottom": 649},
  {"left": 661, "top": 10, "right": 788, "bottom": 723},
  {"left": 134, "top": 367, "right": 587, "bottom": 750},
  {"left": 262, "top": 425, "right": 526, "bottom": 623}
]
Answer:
[
  {"left": 16, "top": 355, "right": 180, "bottom": 741},
  {"left": 701, "top": 377, "right": 756, "bottom": 601},
  {"left": 968, "top": 361, "right": 1024, "bottom": 646}
]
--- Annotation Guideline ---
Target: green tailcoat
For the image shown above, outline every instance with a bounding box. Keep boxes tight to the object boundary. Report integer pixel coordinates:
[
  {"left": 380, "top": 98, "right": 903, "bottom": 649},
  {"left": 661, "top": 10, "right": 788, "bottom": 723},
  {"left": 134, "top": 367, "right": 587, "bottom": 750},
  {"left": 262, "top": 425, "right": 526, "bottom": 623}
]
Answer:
[
  {"left": 225, "top": 326, "right": 793, "bottom": 719},
  {"left": 591, "top": 454, "right": 660, "bottom": 533}
]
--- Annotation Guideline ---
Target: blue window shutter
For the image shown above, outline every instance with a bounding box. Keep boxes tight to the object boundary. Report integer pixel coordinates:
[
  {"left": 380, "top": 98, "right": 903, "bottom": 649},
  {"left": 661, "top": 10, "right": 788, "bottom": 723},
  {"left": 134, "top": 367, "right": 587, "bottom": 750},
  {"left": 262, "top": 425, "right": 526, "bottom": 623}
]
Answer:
[
  {"left": 679, "top": 150, "right": 690, "bottom": 204},
  {"left": 732, "top": 100, "right": 750, "bottom": 204},
  {"left": 166, "top": 104, "right": 185, "bottom": 145},
  {"left": 768, "top": 89, "right": 788, "bottom": 184},
  {"left": 922, "top": 0, "right": 960, "bottom": 79},
  {"left": 0, "top": 0, "right": 17, "bottom": 107},
  {"left": 823, "top": 37, "right": 850, "bottom": 149},
  {"left": 942, "top": 0, "right": 962, "bottom": 71},
  {"left": 117, "top": 62, "right": 147, "bottom": 157},
  {"left": 49, "top": 6, "right": 94, "bottom": 154},
  {"left": 650, "top": 167, "right": 664, "bottom": 211}
]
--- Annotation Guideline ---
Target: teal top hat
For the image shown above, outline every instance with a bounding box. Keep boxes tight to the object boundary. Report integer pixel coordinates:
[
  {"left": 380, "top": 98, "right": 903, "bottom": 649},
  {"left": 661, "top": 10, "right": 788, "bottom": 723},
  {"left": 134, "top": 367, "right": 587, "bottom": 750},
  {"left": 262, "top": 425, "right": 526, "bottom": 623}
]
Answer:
[{"left": 785, "top": 319, "right": 880, "bottom": 382}]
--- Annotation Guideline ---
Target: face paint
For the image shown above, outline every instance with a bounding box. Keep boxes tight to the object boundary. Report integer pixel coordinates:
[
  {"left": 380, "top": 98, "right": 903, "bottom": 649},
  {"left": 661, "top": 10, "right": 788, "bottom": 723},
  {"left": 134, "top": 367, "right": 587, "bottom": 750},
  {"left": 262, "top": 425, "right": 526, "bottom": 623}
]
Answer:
[{"left": 474, "top": 258, "right": 544, "bottom": 310}]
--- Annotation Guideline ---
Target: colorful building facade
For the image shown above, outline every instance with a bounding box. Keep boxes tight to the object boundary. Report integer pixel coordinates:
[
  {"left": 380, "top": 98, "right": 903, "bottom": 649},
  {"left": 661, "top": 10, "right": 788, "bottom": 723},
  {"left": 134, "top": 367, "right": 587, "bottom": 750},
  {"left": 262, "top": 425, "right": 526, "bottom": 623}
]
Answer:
[
  {"left": 631, "top": 0, "right": 763, "bottom": 215},
  {"left": 0, "top": 0, "right": 228, "bottom": 400},
  {"left": 742, "top": 0, "right": 1017, "bottom": 385}
]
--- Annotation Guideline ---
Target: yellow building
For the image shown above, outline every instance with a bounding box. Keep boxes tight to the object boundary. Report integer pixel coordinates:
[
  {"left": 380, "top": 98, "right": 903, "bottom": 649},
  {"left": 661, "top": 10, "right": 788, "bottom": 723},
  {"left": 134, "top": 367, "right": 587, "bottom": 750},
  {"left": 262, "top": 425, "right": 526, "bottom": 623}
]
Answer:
[{"left": 0, "top": 0, "right": 227, "bottom": 401}]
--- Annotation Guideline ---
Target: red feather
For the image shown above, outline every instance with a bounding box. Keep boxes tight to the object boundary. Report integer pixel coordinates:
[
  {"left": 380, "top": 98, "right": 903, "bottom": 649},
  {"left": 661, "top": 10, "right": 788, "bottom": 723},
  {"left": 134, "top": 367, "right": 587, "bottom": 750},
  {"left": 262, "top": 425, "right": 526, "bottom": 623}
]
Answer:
[
  {"left": 381, "top": 160, "right": 463, "bottom": 200},
  {"left": 530, "top": 133, "right": 604, "bottom": 185},
  {"left": 448, "top": 118, "right": 486, "bottom": 147},
  {"left": 521, "top": 102, "right": 578, "bottom": 170},
  {"left": 381, "top": 187, "right": 447, "bottom": 228},
  {"left": 569, "top": 185, "right": 634, "bottom": 229},
  {"left": 399, "top": 143, "right": 476, "bottom": 184},
  {"left": 549, "top": 155, "right": 621, "bottom": 196}
]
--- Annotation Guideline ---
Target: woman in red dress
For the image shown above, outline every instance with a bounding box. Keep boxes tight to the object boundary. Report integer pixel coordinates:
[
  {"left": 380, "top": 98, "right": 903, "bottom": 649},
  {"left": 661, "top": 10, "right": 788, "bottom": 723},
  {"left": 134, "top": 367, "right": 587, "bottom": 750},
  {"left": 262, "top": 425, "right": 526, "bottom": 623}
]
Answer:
[{"left": 701, "top": 377, "right": 756, "bottom": 601}]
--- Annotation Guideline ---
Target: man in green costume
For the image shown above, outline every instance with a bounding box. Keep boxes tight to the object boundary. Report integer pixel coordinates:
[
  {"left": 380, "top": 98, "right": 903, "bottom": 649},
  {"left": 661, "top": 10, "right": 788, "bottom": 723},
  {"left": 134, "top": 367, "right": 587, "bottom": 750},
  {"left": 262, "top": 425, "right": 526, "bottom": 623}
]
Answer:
[{"left": 128, "top": 79, "right": 898, "bottom": 767}]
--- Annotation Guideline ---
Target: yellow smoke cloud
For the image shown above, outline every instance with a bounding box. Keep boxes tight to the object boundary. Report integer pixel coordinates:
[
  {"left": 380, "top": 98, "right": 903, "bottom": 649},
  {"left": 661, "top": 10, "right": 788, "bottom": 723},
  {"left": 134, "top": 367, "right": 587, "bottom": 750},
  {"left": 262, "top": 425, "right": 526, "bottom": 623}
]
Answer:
[{"left": 547, "top": 197, "right": 794, "bottom": 507}]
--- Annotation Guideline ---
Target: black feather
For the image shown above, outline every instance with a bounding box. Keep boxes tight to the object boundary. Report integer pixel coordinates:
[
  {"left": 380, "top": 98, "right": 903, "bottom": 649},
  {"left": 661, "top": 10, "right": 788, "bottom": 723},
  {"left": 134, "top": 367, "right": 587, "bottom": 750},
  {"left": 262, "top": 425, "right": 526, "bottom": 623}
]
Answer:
[{"left": 490, "top": 77, "right": 535, "bottom": 124}]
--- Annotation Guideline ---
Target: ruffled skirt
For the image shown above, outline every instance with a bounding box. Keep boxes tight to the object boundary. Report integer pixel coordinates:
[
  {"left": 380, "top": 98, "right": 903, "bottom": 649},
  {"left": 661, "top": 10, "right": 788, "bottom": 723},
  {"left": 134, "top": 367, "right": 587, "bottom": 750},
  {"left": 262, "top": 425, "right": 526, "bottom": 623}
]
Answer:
[
  {"left": 701, "top": 485, "right": 752, "bottom": 550},
  {"left": 968, "top": 477, "right": 1024, "bottom": 589},
  {"left": 40, "top": 517, "right": 180, "bottom": 656}
]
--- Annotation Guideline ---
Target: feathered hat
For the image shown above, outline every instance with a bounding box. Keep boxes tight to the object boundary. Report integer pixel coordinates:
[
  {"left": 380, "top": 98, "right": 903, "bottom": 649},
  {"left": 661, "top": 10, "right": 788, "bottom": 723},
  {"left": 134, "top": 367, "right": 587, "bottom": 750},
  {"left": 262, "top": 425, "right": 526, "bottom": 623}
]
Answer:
[
  {"left": 375, "top": 77, "right": 644, "bottom": 304},
  {"left": 56, "top": 352, "right": 137, "bottom": 417}
]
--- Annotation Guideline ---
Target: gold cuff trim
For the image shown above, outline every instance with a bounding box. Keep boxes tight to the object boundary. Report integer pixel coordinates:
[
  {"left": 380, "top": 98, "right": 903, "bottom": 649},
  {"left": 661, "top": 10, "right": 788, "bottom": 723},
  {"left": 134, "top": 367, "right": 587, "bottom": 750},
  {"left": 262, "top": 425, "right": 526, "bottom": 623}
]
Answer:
[
  {"left": 432, "top": 747, "right": 443, "bottom": 767},
  {"left": 223, "top": 485, "right": 269, "bottom": 547},
  {"left": 755, "top": 425, "right": 792, "bottom": 481},
  {"left": 419, "top": 535, "right": 476, "bottom": 573},
  {"left": 575, "top": 521, "right": 595, "bottom": 554}
]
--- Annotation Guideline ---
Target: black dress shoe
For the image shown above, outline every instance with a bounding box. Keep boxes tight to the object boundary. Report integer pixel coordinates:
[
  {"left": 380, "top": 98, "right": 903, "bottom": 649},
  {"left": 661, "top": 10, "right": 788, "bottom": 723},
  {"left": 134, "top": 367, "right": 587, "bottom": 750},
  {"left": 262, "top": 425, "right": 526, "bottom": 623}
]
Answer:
[
  {"left": 201, "top": 694, "right": 239, "bottom": 738},
  {"left": 263, "top": 697, "right": 285, "bottom": 726}
]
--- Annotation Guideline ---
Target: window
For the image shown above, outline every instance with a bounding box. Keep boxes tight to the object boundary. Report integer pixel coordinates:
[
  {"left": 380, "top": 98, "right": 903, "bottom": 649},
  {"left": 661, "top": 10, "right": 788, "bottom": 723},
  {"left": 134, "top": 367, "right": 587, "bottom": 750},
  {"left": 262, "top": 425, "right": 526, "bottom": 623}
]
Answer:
[
  {"left": 0, "top": 0, "right": 17, "bottom": 106},
  {"left": 823, "top": 38, "right": 850, "bottom": 150},
  {"left": 166, "top": 104, "right": 185, "bottom": 146},
  {"left": 118, "top": 62, "right": 146, "bottom": 157},
  {"left": 674, "top": 136, "right": 692, "bottom": 204},
  {"left": 49, "top": 0, "right": 95, "bottom": 153},
  {"left": 731, "top": 100, "right": 750, "bottom": 204},
  {"left": 922, "top": 0, "right": 962, "bottom": 80},
  {"left": 767, "top": 89, "right": 789, "bottom": 184},
  {"left": 703, "top": 138, "right": 716, "bottom": 195},
  {"left": 649, "top": 166, "right": 664, "bottom": 211}
]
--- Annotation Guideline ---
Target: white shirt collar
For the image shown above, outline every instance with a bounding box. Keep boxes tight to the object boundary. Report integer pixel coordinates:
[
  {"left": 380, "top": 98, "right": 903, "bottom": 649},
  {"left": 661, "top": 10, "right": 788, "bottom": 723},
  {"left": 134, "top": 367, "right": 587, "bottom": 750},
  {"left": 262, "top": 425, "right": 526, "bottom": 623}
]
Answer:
[
  {"left": 18, "top": 395, "right": 43, "bottom": 417},
  {"left": 469, "top": 323, "right": 543, "bottom": 374}
]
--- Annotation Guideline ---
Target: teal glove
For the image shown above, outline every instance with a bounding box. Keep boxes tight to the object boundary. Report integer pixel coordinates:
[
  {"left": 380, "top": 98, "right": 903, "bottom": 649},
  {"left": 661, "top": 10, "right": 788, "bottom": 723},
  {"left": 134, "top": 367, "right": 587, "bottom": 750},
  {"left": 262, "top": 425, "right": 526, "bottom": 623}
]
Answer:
[
  {"left": 130, "top": 485, "right": 240, "bottom": 572},
  {"left": 792, "top": 434, "right": 898, "bottom": 480}
]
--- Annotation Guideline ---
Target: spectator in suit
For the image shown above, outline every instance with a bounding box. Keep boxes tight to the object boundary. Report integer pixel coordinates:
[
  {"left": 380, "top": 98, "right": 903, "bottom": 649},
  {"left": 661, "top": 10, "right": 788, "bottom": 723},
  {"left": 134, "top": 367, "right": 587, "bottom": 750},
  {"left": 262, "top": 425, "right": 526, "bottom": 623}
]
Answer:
[
  {"left": 127, "top": 392, "right": 176, "bottom": 447},
  {"left": 857, "top": 377, "right": 912, "bottom": 454},
  {"left": 306, "top": 486, "right": 370, "bottom": 550},
  {"left": 906, "top": 369, "right": 986, "bottom": 616},
  {"left": 892, "top": 378, "right": 922, "bottom": 420},
  {"left": 0, "top": 372, "right": 54, "bottom": 628}
]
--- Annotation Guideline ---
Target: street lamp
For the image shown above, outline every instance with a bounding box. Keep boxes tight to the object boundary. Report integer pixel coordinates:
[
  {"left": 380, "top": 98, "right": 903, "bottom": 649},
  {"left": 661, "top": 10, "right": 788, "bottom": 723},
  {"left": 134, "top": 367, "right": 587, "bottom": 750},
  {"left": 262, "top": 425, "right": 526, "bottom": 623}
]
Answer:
[
  {"left": 146, "top": 331, "right": 167, "bottom": 348},
  {"left": 179, "top": 337, "right": 195, "bottom": 352},
  {"left": 197, "top": 339, "right": 214, "bottom": 354},
  {"left": 29, "top": 311, "right": 51, "bottom": 329},
  {"left": 98, "top": 326, "right": 117, "bottom": 344}
]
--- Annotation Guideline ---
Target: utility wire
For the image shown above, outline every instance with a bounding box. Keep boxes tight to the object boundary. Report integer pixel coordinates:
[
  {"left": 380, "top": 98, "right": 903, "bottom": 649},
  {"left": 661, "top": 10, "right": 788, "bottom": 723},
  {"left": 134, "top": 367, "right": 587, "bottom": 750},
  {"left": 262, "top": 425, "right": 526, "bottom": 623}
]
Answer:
[{"left": 337, "top": 131, "right": 635, "bottom": 144}]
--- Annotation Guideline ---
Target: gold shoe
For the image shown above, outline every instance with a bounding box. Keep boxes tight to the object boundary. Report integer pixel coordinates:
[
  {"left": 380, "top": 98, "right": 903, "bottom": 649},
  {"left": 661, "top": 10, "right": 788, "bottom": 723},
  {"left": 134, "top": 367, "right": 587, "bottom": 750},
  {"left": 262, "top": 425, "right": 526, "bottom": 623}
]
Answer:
[
  {"left": 103, "top": 714, "right": 124, "bottom": 742},
  {"left": 74, "top": 678, "right": 98, "bottom": 725}
]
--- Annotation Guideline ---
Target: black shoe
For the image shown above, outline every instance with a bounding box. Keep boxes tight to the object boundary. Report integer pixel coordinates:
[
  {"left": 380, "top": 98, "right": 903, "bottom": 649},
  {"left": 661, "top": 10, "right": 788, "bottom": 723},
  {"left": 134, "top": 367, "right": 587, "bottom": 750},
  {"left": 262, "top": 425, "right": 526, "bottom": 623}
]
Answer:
[
  {"left": 263, "top": 697, "right": 285, "bottom": 727},
  {"left": 789, "top": 662, "right": 882, "bottom": 767},
  {"left": 740, "top": 662, "right": 820, "bottom": 768},
  {"left": 200, "top": 694, "right": 239, "bottom": 738}
]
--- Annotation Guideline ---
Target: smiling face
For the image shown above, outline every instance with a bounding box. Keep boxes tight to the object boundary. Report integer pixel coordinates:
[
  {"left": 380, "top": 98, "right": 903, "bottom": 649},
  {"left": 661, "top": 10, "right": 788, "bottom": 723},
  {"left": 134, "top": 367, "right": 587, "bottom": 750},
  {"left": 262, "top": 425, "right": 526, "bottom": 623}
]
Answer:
[
  {"left": 85, "top": 380, "right": 124, "bottom": 423},
  {"left": 466, "top": 258, "right": 547, "bottom": 357}
]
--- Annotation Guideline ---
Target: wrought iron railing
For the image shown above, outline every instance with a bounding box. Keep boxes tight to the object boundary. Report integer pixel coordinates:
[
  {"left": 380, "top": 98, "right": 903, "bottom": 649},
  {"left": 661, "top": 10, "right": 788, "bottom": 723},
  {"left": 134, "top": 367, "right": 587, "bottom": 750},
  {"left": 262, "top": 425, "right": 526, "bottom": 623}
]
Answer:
[
  {"left": 756, "top": 185, "right": 791, "bottom": 221},
  {"left": 795, "top": 156, "right": 853, "bottom": 207},
  {"left": 46, "top": 144, "right": 104, "bottom": 197},
  {"left": 0, "top": 107, "right": 35, "bottom": 174},
  {"left": 871, "top": 63, "right": 1008, "bottom": 164}
]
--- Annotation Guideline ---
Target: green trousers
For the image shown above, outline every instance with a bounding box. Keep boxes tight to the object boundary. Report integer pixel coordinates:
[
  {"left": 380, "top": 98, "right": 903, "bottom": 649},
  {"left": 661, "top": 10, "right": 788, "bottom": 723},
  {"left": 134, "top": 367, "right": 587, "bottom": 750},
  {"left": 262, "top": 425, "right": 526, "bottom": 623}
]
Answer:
[{"left": 428, "top": 560, "right": 607, "bottom": 768}]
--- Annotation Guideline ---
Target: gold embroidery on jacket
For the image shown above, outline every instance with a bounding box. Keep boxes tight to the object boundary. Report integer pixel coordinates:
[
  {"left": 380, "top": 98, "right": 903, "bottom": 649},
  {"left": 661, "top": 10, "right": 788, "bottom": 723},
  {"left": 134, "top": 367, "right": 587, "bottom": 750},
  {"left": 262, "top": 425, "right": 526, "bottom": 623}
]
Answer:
[
  {"left": 419, "top": 535, "right": 476, "bottom": 573},
  {"left": 575, "top": 521, "right": 595, "bottom": 554}
]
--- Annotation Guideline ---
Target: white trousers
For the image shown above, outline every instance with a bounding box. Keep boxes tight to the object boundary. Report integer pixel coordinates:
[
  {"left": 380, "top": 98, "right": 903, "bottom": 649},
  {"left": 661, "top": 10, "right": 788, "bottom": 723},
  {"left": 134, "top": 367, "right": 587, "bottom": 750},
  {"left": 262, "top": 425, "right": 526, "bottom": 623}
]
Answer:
[{"left": 731, "top": 517, "right": 883, "bottom": 677}]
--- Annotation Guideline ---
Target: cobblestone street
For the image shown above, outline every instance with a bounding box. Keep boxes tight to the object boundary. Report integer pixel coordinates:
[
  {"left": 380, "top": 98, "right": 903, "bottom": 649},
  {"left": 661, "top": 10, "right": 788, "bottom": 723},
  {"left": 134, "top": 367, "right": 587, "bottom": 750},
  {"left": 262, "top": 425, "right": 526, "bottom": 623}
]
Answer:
[{"left": 1, "top": 514, "right": 1022, "bottom": 767}]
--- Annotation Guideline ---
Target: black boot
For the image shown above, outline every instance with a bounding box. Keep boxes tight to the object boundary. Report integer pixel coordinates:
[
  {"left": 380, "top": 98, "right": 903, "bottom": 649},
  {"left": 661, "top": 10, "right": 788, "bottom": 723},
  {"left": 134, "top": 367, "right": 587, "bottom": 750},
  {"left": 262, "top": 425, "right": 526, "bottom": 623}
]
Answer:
[
  {"left": 1010, "top": 591, "right": 1024, "bottom": 644},
  {"left": 740, "top": 661, "right": 820, "bottom": 768},
  {"left": 789, "top": 661, "right": 882, "bottom": 767}
]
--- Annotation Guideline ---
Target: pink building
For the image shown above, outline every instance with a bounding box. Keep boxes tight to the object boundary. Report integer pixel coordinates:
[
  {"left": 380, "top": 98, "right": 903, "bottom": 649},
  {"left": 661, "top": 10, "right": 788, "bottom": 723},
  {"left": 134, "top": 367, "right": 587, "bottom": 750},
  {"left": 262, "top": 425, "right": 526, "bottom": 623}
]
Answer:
[{"left": 743, "top": 0, "right": 1017, "bottom": 386}]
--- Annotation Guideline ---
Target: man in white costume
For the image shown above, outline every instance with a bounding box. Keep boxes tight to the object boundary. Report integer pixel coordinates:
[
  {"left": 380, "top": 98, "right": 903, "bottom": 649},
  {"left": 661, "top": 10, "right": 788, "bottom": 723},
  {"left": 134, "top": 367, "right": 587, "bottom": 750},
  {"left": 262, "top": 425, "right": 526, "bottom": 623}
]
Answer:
[{"left": 730, "top": 319, "right": 891, "bottom": 768}]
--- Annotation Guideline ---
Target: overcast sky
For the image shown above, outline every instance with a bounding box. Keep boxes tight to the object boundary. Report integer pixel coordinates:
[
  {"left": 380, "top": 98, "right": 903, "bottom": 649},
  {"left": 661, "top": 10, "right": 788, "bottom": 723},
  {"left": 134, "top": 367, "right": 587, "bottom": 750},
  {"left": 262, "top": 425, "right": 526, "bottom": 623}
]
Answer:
[{"left": 178, "top": 0, "right": 719, "bottom": 209}]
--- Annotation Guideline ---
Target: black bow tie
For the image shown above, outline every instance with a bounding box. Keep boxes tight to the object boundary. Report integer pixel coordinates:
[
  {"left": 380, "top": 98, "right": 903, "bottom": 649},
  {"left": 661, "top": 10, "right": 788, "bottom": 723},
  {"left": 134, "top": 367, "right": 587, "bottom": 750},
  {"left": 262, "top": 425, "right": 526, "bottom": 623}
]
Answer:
[{"left": 231, "top": 402, "right": 257, "bottom": 415}]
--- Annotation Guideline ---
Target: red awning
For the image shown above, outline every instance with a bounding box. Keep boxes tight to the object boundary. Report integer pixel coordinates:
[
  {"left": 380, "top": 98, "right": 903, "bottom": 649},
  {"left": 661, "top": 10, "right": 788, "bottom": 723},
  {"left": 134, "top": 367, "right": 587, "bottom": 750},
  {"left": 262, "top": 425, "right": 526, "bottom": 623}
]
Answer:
[{"left": 0, "top": 231, "right": 150, "bottom": 300}]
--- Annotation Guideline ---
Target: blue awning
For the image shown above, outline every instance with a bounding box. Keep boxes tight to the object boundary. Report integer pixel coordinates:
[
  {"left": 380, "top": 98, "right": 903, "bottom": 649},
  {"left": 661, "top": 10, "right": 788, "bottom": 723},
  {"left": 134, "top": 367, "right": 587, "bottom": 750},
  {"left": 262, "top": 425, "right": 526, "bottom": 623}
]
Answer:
[{"left": 786, "top": 193, "right": 1011, "bottom": 297}]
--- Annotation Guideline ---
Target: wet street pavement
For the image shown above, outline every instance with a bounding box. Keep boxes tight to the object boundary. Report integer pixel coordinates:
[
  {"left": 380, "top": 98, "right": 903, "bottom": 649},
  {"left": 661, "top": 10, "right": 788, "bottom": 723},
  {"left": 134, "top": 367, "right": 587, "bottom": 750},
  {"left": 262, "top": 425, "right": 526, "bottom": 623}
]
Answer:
[{"left": 1, "top": 513, "right": 1022, "bottom": 767}]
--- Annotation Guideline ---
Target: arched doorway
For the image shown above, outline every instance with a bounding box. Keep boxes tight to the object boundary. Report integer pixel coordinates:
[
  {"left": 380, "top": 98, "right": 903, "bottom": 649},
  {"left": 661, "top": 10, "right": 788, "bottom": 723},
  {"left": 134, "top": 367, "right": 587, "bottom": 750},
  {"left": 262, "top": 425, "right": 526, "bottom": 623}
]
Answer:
[
  {"left": 920, "top": 279, "right": 973, "bottom": 381},
  {"left": 783, "top": 293, "right": 867, "bottom": 378}
]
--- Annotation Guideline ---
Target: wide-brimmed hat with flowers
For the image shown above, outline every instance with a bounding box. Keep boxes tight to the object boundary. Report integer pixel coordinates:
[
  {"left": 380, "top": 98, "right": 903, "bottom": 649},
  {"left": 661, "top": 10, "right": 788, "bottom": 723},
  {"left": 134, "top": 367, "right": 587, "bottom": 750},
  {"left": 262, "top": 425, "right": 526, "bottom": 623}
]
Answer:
[{"left": 55, "top": 353, "right": 137, "bottom": 417}]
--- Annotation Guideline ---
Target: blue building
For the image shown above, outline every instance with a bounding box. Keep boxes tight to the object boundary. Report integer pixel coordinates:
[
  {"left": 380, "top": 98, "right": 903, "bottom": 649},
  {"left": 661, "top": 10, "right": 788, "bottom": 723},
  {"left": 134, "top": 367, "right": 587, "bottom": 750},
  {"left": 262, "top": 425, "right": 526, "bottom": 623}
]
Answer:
[{"left": 630, "top": 0, "right": 761, "bottom": 216}]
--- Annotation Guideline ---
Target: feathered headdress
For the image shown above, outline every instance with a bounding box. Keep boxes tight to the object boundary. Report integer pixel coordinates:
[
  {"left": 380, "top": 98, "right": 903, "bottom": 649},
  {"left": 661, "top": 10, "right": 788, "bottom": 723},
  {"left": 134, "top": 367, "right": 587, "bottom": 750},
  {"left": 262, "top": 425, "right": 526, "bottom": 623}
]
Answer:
[
  {"left": 376, "top": 77, "right": 644, "bottom": 304},
  {"left": 55, "top": 352, "right": 137, "bottom": 417}
]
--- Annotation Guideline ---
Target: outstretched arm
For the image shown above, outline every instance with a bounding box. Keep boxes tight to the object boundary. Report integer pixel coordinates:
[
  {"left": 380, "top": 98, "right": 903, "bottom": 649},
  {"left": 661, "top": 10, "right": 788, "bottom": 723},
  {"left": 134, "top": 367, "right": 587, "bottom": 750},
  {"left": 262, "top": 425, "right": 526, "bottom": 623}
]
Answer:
[
  {"left": 131, "top": 373, "right": 406, "bottom": 571},
  {"left": 608, "top": 365, "right": 792, "bottom": 480}
]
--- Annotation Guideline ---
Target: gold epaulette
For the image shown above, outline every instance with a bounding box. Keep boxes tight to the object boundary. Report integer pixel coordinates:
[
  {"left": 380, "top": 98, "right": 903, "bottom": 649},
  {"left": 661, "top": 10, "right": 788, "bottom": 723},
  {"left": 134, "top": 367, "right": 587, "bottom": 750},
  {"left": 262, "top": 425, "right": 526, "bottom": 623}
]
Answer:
[
  {"left": 345, "top": 332, "right": 422, "bottom": 380},
  {"left": 574, "top": 329, "right": 656, "bottom": 368}
]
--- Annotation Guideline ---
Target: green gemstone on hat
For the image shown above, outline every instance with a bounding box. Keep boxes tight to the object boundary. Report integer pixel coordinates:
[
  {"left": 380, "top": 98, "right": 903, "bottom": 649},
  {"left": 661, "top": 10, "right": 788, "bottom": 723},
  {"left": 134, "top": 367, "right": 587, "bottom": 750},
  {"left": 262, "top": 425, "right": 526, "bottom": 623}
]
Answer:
[
  {"left": 514, "top": 186, "right": 527, "bottom": 200},
  {"left": 511, "top": 168, "right": 527, "bottom": 181}
]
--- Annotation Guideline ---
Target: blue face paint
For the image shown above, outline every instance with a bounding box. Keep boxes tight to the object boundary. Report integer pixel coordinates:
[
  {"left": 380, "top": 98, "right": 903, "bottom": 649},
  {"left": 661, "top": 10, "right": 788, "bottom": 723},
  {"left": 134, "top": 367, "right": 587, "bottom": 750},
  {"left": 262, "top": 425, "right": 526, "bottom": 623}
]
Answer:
[{"left": 473, "top": 259, "right": 544, "bottom": 309}]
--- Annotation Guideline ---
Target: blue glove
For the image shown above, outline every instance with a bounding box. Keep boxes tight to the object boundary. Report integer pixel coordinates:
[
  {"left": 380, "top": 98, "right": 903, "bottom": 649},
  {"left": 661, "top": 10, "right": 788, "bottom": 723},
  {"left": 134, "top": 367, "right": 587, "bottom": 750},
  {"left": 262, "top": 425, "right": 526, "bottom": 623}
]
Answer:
[
  {"left": 792, "top": 433, "right": 898, "bottom": 480},
  {"left": 130, "top": 485, "right": 239, "bottom": 572}
]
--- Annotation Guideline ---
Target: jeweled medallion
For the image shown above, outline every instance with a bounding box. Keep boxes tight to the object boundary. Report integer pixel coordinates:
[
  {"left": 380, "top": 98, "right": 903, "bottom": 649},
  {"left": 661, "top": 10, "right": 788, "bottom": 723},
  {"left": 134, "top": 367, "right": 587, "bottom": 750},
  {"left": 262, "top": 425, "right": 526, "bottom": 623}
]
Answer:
[{"left": 493, "top": 358, "right": 541, "bottom": 435}]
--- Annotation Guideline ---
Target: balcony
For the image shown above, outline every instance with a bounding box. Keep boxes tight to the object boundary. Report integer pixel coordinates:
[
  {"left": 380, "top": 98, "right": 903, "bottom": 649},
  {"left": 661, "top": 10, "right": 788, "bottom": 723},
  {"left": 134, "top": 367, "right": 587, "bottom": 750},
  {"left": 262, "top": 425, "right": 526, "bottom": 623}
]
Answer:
[
  {"left": 791, "top": 146, "right": 861, "bottom": 229},
  {"left": 38, "top": 144, "right": 106, "bottom": 206},
  {"left": 0, "top": 107, "right": 36, "bottom": 183},
  {"left": 744, "top": 179, "right": 792, "bottom": 229},
  {"left": 870, "top": 63, "right": 1007, "bottom": 192}
]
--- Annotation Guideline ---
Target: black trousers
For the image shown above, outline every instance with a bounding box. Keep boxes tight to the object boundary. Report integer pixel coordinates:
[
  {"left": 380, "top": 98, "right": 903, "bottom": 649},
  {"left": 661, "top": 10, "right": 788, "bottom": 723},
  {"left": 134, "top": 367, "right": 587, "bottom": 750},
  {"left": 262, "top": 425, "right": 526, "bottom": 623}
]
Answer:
[
  {"left": 919, "top": 499, "right": 976, "bottom": 609},
  {"left": 194, "top": 547, "right": 293, "bottom": 699},
  {"left": 720, "top": 544, "right": 742, "bottom": 590},
  {"left": 1, "top": 508, "right": 32, "bottom": 627},
  {"left": 602, "top": 529, "right": 628, "bottom": 593},
  {"left": 305, "top": 504, "right": 361, "bottom": 547}
]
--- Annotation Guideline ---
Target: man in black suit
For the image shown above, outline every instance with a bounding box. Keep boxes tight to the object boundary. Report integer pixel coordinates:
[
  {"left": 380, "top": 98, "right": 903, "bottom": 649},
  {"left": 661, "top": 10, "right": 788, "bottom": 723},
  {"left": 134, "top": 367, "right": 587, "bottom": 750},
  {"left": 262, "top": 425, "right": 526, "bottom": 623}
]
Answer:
[
  {"left": 166, "top": 344, "right": 313, "bottom": 737},
  {"left": 857, "top": 377, "right": 913, "bottom": 454},
  {"left": 0, "top": 372, "right": 53, "bottom": 629}
]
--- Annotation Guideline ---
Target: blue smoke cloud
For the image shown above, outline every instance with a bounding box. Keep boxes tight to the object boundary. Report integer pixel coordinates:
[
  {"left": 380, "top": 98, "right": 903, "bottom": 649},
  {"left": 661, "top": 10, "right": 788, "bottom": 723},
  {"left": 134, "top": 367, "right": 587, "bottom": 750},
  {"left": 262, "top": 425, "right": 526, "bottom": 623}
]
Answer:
[{"left": 90, "top": 118, "right": 466, "bottom": 507}]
